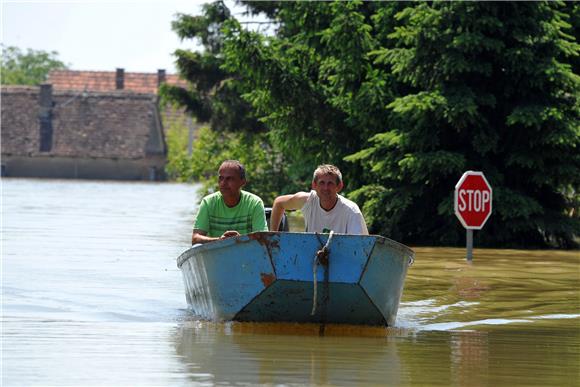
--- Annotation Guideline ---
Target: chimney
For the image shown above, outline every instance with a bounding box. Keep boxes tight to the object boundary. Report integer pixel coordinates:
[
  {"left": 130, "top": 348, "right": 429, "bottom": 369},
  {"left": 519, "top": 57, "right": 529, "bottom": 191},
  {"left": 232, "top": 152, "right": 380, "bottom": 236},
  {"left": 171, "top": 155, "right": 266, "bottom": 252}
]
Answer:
[
  {"left": 38, "top": 84, "right": 53, "bottom": 152},
  {"left": 116, "top": 68, "right": 124, "bottom": 90},
  {"left": 157, "top": 69, "right": 166, "bottom": 87}
]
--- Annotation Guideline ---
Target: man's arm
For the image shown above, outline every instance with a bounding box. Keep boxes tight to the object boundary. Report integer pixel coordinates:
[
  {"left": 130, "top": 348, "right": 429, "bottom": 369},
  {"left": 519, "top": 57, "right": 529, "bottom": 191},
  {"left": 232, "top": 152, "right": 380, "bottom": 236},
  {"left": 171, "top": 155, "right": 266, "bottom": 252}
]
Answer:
[
  {"left": 192, "top": 199, "right": 212, "bottom": 244},
  {"left": 270, "top": 192, "right": 310, "bottom": 231},
  {"left": 192, "top": 229, "right": 219, "bottom": 244},
  {"left": 191, "top": 229, "right": 240, "bottom": 244}
]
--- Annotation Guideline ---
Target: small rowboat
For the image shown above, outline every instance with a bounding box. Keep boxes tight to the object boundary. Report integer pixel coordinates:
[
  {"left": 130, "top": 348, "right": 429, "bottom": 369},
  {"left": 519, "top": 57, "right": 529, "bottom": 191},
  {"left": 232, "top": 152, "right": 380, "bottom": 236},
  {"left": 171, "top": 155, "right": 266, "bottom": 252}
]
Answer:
[{"left": 177, "top": 232, "right": 414, "bottom": 326}]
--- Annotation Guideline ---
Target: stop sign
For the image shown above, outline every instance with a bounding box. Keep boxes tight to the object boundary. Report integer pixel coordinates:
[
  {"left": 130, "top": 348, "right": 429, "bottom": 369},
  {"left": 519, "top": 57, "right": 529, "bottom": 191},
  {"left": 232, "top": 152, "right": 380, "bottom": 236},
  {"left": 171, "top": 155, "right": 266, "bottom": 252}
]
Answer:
[{"left": 454, "top": 171, "right": 492, "bottom": 230}]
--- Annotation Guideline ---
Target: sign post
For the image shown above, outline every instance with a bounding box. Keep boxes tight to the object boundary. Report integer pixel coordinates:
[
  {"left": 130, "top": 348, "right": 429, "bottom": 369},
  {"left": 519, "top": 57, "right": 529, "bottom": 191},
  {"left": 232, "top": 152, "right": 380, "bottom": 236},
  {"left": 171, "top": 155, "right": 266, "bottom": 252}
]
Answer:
[{"left": 454, "top": 171, "right": 493, "bottom": 261}]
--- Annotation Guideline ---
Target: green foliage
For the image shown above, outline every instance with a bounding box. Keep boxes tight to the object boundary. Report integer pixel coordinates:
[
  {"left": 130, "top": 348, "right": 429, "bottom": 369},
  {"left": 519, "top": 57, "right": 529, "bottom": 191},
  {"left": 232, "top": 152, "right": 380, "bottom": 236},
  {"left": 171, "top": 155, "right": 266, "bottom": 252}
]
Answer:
[
  {"left": 220, "top": 2, "right": 399, "bottom": 188},
  {"left": 163, "top": 107, "right": 196, "bottom": 182},
  {"left": 161, "top": 2, "right": 265, "bottom": 134},
  {"left": 163, "top": 1, "right": 297, "bottom": 205},
  {"left": 1, "top": 45, "right": 68, "bottom": 85},
  {"left": 350, "top": 2, "right": 580, "bottom": 247},
  {"left": 170, "top": 1, "right": 579, "bottom": 248},
  {"left": 164, "top": 121, "right": 291, "bottom": 205}
]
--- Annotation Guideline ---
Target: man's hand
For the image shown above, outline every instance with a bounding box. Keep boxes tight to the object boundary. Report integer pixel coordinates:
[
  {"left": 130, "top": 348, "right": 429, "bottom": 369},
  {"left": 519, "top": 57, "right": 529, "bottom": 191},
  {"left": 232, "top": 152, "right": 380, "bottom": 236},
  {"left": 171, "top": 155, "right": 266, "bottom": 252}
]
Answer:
[{"left": 221, "top": 230, "right": 241, "bottom": 239}]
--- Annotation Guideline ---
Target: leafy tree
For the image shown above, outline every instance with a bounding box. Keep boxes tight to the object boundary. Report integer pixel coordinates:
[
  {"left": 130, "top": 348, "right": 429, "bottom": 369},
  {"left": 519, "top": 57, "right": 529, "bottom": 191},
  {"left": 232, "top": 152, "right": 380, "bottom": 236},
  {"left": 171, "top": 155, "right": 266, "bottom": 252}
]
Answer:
[
  {"left": 221, "top": 1, "right": 579, "bottom": 248},
  {"left": 162, "top": 1, "right": 294, "bottom": 203},
  {"left": 347, "top": 2, "right": 579, "bottom": 247},
  {"left": 170, "top": 1, "right": 579, "bottom": 247},
  {"left": 223, "top": 1, "right": 402, "bottom": 188},
  {"left": 164, "top": 121, "right": 287, "bottom": 204},
  {"left": 1, "top": 45, "right": 68, "bottom": 85},
  {"left": 162, "top": 2, "right": 263, "bottom": 132}
]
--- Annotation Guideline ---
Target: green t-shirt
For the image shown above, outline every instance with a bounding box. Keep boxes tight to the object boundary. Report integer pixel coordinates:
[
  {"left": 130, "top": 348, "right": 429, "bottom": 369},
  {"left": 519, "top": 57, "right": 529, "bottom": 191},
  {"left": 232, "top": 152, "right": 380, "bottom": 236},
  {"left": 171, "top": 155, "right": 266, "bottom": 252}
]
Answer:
[{"left": 193, "top": 190, "right": 268, "bottom": 237}]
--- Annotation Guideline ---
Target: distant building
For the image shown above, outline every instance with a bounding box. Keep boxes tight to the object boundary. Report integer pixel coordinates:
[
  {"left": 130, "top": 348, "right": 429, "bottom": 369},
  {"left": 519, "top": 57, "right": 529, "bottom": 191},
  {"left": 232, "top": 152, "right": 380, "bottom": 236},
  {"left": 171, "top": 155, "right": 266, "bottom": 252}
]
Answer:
[
  {"left": 1, "top": 68, "right": 190, "bottom": 180},
  {"left": 48, "top": 68, "right": 187, "bottom": 94}
]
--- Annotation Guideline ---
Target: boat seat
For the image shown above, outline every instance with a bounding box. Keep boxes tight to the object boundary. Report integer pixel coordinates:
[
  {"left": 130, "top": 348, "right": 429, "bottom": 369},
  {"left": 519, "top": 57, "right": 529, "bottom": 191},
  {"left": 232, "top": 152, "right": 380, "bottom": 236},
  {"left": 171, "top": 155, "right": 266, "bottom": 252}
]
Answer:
[{"left": 264, "top": 207, "right": 290, "bottom": 231}]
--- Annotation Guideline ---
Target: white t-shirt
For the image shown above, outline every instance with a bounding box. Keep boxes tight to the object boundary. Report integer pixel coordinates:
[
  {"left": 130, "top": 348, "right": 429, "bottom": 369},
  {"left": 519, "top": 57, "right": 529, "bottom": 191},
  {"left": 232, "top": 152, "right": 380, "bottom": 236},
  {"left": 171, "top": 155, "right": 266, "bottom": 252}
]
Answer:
[{"left": 301, "top": 190, "right": 369, "bottom": 235}]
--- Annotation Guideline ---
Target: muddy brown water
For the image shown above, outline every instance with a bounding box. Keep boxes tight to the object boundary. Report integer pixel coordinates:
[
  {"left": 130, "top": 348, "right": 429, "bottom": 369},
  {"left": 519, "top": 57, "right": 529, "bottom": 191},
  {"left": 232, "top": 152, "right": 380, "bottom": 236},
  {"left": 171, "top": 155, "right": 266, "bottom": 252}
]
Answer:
[{"left": 2, "top": 178, "right": 578, "bottom": 386}]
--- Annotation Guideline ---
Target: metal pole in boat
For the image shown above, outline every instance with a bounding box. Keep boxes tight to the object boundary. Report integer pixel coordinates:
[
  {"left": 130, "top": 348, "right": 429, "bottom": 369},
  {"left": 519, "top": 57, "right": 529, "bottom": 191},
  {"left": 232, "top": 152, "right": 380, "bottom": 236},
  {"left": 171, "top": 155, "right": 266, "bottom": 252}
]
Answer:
[{"left": 466, "top": 229, "right": 473, "bottom": 262}]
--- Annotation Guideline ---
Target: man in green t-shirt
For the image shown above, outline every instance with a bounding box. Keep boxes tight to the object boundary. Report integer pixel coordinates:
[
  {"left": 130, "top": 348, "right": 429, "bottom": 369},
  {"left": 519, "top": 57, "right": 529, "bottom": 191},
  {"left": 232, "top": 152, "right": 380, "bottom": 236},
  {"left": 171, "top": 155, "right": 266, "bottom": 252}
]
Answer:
[{"left": 192, "top": 160, "right": 268, "bottom": 244}]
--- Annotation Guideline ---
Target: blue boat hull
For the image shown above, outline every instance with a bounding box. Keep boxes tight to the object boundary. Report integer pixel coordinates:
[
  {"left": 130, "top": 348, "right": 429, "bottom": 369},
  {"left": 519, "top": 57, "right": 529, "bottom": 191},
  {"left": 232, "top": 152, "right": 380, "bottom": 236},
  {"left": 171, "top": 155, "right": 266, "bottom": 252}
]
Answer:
[{"left": 177, "top": 232, "right": 414, "bottom": 326}]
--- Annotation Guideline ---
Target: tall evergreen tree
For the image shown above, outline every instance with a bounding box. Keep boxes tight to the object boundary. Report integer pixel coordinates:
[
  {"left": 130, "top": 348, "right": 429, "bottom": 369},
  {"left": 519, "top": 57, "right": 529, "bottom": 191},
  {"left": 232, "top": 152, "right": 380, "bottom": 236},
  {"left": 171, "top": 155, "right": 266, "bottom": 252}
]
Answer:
[
  {"left": 172, "top": 1, "right": 578, "bottom": 247},
  {"left": 347, "top": 2, "right": 579, "bottom": 247},
  {"left": 162, "top": 1, "right": 291, "bottom": 202},
  {"left": 224, "top": 1, "right": 404, "bottom": 186},
  {"left": 163, "top": 1, "right": 262, "bottom": 133}
]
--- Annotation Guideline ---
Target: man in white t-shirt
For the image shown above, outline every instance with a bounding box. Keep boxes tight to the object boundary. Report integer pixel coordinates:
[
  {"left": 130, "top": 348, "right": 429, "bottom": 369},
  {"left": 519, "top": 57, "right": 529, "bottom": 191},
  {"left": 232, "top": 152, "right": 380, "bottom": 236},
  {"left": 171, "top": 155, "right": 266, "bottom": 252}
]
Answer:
[{"left": 269, "top": 164, "right": 369, "bottom": 234}]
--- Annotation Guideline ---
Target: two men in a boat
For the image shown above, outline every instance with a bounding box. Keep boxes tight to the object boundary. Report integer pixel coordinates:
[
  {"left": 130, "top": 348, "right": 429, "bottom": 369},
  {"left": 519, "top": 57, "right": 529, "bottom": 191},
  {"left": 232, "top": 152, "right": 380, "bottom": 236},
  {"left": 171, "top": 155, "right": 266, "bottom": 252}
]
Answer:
[{"left": 192, "top": 161, "right": 368, "bottom": 245}]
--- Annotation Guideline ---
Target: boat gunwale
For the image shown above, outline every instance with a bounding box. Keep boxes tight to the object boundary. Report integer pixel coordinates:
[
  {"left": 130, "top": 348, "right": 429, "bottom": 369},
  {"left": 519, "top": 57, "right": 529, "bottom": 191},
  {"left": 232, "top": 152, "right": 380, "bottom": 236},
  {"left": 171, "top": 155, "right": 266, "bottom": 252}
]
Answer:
[{"left": 177, "top": 232, "right": 414, "bottom": 269}]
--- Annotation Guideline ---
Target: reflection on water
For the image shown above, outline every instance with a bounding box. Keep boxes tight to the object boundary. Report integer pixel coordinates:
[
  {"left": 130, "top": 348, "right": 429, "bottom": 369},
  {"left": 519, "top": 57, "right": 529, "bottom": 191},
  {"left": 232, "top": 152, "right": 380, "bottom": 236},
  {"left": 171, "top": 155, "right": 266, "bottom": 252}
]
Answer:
[
  {"left": 175, "top": 321, "right": 404, "bottom": 386},
  {"left": 450, "top": 331, "right": 489, "bottom": 387},
  {"left": 2, "top": 179, "right": 579, "bottom": 386}
]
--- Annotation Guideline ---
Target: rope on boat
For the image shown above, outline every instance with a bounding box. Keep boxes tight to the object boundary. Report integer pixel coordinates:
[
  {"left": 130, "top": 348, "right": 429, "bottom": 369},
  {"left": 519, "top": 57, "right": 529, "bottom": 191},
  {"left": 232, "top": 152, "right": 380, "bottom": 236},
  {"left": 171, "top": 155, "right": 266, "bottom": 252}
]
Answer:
[{"left": 311, "top": 230, "right": 334, "bottom": 316}]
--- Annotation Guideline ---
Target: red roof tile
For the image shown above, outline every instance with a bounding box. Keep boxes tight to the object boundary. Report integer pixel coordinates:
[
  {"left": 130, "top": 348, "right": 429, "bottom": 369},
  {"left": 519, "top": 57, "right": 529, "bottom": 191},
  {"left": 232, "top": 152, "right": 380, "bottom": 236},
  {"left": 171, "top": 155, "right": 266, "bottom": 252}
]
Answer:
[{"left": 48, "top": 70, "right": 188, "bottom": 94}]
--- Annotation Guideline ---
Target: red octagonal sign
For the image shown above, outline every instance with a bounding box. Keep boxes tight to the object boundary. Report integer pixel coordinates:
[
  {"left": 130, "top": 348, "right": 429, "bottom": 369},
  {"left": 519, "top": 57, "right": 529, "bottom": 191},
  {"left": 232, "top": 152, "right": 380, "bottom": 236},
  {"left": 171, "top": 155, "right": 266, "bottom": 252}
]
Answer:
[{"left": 454, "top": 171, "right": 493, "bottom": 230}]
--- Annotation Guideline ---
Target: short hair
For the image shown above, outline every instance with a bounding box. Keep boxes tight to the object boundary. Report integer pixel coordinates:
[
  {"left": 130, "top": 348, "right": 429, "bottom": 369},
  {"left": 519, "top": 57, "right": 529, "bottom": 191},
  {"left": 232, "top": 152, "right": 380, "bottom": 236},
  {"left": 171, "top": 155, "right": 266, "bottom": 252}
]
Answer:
[
  {"left": 219, "top": 160, "right": 246, "bottom": 180},
  {"left": 313, "top": 164, "right": 342, "bottom": 185}
]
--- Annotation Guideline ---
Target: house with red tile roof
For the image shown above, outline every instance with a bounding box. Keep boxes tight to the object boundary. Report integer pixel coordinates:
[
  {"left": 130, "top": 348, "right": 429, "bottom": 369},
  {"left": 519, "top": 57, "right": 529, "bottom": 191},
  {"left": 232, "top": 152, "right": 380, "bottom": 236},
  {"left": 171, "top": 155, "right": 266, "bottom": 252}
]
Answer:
[
  {"left": 48, "top": 68, "right": 188, "bottom": 93},
  {"left": 1, "top": 68, "right": 191, "bottom": 180}
]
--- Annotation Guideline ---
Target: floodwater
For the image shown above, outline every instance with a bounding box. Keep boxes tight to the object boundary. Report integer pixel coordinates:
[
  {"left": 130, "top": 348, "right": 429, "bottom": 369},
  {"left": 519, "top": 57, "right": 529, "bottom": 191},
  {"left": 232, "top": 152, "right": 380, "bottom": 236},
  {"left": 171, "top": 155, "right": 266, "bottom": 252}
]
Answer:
[{"left": 2, "top": 178, "right": 579, "bottom": 386}]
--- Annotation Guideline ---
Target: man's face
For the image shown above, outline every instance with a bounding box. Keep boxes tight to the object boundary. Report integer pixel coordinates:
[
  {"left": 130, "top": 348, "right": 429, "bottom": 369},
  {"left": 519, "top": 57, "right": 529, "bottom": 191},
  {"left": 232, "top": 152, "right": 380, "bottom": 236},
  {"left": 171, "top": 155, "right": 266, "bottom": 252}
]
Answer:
[
  {"left": 218, "top": 165, "right": 245, "bottom": 198},
  {"left": 312, "top": 173, "right": 343, "bottom": 201}
]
